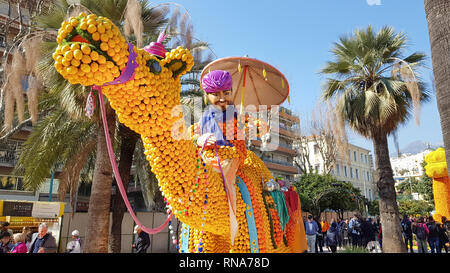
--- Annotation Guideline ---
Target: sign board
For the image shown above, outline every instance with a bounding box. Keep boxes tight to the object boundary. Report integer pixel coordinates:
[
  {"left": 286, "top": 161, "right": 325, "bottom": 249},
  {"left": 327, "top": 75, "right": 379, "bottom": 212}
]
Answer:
[
  {"left": 31, "top": 202, "right": 61, "bottom": 218},
  {"left": 2, "top": 201, "right": 33, "bottom": 217}
]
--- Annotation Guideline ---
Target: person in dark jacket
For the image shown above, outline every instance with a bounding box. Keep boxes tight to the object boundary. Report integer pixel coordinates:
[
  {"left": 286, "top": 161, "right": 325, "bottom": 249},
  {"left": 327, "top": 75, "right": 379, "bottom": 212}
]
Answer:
[
  {"left": 326, "top": 222, "right": 339, "bottom": 253},
  {"left": 360, "top": 217, "right": 374, "bottom": 248},
  {"left": 132, "top": 225, "right": 150, "bottom": 253},
  {"left": 314, "top": 218, "right": 323, "bottom": 253},
  {"left": 28, "top": 223, "right": 57, "bottom": 253},
  {"left": 426, "top": 216, "right": 441, "bottom": 253},
  {"left": 0, "top": 231, "right": 13, "bottom": 253},
  {"left": 401, "top": 214, "right": 414, "bottom": 253},
  {"left": 438, "top": 216, "right": 449, "bottom": 253}
]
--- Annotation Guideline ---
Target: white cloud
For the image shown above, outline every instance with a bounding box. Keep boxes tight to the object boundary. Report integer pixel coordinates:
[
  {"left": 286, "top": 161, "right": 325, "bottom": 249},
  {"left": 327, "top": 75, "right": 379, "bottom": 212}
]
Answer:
[{"left": 367, "top": 0, "right": 382, "bottom": 6}]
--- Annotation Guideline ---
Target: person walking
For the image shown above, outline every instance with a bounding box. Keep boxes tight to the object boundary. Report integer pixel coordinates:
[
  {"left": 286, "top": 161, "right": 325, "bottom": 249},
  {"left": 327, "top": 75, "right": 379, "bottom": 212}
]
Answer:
[
  {"left": 22, "top": 227, "right": 33, "bottom": 252},
  {"left": 326, "top": 222, "right": 339, "bottom": 253},
  {"left": 66, "top": 230, "right": 82, "bottom": 253},
  {"left": 314, "top": 218, "right": 323, "bottom": 253},
  {"left": 348, "top": 214, "right": 361, "bottom": 248},
  {"left": 1, "top": 222, "right": 13, "bottom": 238},
  {"left": 360, "top": 217, "right": 374, "bottom": 249},
  {"left": 11, "top": 233, "right": 27, "bottom": 253},
  {"left": 427, "top": 216, "right": 441, "bottom": 253},
  {"left": 365, "top": 218, "right": 378, "bottom": 252},
  {"left": 343, "top": 219, "right": 351, "bottom": 247},
  {"left": 132, "top": 225, "right": 150, "bottom": 253},
  {"left": 438, "top": 216, "right": 448, "bottom": 253},
  {"left": 28, "top": 223, "right": 57, "bottom": 253},
  {"left": 401, "top": 214, "right": 414, "bottom": 253},
  {"left": 304, "top": 215, "right": 319, "bottom": 253},
  {"left": 412, "top": 216, "right": 429, "bottom": 253},
  {"left": 0, "top": 231, "right": 12, "bottom": 253},
  {"left": 374, "top": 216, "right": 382, "bottom": 250},
  {"left": 321, "top": 218, "right": 330, "bottom": 247},
  {"left": 337, "top": 219, "right": 345, "bottom": 249}
]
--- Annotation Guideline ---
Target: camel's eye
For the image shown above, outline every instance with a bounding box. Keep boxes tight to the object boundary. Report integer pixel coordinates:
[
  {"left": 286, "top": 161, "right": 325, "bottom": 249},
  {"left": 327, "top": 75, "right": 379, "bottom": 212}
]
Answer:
[
  {"left": 147, "top": 59, "right": 161, "bottom": 75},
  {"left": 165, "top": 59, "right": 187, "bottom": 78}
]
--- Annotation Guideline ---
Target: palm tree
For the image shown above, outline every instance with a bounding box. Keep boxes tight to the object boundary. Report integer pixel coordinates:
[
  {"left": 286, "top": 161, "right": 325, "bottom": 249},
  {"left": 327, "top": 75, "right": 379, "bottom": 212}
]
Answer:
[
  {"left": 425, "top": 0, "right": 450, "bottom": 175},
  {"left": 321, "top": 26, "right": 429, "bottom": 253}
]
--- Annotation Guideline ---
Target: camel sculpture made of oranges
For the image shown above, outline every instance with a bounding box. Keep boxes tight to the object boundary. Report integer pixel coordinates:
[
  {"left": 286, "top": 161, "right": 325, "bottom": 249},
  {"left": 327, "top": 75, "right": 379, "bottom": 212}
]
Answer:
[{"left": 53, "top": 13, "right": 306, "bottom": 253}]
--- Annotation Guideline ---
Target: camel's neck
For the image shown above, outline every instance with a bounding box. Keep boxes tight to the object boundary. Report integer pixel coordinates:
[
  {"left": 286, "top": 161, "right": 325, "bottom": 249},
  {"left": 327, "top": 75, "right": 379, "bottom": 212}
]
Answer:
[{"left": 102, "top": 51, "right": 230, "bottom": 235}]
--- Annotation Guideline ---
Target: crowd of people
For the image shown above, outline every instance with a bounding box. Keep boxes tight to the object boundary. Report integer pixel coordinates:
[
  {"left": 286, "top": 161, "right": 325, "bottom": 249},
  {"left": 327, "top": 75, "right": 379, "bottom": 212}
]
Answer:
[
  {"left": 304, "top": 214, "right": 382, "bottom": 253},
  {"left": 304, "top": 213, "right": 450, "bottom": 253},
  {"left": 0, "top": 221, "right": 83, "bottom": 253},
  {"left": 1, "top": 221, "right": 151, "bottom": 253},
  {"left": 401, "top": 214, "right": 449, "bottom": 253}
]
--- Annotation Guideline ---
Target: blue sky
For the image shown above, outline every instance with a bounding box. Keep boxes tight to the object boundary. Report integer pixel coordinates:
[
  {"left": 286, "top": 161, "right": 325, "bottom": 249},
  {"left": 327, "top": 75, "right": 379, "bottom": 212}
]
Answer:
[{"left": 153, "top": 0, "right": 442, "bottom": 154}]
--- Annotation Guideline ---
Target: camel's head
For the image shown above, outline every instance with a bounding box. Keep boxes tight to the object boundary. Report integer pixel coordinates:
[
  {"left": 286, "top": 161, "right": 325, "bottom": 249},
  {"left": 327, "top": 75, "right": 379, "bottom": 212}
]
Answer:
[{"left": 53, "top": 12, "right": 194, "bottom": 87}]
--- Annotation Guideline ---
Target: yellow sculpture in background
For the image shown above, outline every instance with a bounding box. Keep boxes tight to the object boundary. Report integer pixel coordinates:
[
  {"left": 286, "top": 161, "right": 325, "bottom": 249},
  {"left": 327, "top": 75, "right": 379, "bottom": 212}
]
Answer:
[{"left": 425, "top": 148, "right": 450, "bottom": 221}]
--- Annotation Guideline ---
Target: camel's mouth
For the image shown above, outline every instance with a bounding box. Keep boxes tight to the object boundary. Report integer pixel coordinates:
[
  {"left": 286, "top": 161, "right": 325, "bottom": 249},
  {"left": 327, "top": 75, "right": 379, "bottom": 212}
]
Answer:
[{"left": 70, "top": 34, "right": 90, "bottom": 45}]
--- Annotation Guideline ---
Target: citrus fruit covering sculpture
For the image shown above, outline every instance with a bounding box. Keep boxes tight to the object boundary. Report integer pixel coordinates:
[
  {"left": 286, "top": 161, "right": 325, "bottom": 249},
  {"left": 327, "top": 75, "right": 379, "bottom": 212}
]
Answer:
[
  {"left": 53, "top": 13, "right": 306, "bottom": 253},
  {"left": 424, "top": 148, "right": 450, "bottom": 221}
]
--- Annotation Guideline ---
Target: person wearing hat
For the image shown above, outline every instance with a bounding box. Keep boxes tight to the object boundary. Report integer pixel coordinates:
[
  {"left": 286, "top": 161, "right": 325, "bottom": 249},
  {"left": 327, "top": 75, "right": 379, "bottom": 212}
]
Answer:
[
  {"left": 66, "top": 229, "right": 82, "bottom": 253},
  {"left": 194, "top": 70, "right": 245, "bottom": 246},
  {"left": 132, "top": 225, "right": 150, "bottom": 253}
]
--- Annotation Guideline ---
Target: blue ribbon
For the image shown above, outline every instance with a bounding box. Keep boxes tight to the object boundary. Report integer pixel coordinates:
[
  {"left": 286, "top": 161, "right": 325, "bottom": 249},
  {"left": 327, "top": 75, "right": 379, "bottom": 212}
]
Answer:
[
  {"left": 180, "top": 223, "right": 190, "bottom": 253},
  {"left": 236, "top": 176, "right": 259, "bottom": 253}
]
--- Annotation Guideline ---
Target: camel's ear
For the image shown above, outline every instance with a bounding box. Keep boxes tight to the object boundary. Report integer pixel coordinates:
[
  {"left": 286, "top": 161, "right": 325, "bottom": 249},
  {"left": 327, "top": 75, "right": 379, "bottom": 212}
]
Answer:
[{"left": 164, "top": 59, "right": 190, "bottom": 78}]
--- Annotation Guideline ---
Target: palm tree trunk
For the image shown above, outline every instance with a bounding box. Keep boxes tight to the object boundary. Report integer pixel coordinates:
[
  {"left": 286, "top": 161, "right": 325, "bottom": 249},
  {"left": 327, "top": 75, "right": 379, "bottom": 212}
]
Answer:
[
  {"left": 109, "top": 125, "right": 139, "bottom": 253},
  {"left": 425, "top": 0, "right": 450, "bottom": 174},
  {"left": 83, "top": 106, "right": 116, "bottom": 253},
  {"left": 372, "top": 131, "right": 406, "bottom": 253}
]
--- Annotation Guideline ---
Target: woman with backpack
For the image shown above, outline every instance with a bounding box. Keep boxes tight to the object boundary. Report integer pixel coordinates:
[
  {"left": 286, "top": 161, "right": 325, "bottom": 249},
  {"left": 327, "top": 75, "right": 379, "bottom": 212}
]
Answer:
[{"left": 412, "top": 217, "right": 429, "bottom": 253}]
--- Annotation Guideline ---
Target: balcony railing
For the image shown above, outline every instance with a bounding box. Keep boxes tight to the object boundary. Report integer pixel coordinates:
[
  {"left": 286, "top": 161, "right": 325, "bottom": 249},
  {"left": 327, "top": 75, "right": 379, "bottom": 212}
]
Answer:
[
  {"left": 0, "top": 140, "right": 23, "bottom": 166},
  {"left": 262, "top": 158, "right": 295, "bottom": 167}
]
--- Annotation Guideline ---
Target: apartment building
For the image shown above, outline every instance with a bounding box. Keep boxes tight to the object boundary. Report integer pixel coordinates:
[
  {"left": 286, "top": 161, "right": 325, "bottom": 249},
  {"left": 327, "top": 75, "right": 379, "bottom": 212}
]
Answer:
[
  {"left": 0, "top": 0, "right": 57, "bottom": 202},
  {"left": 296, "top": 139, "right": 378, "bottom": 201},
  {"left": 249, "top": 106, "right": 300, "bottom": 183}
]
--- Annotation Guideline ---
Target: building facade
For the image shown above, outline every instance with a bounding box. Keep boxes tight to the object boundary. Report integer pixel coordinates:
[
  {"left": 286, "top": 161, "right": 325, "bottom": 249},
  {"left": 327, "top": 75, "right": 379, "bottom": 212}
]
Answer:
[
  {"left": 296, "top": 139, "right": 378, "bottom": 201},
  {"left": 249, "top": 106, "right": 300, "bottom": 183},
  {"left": 390, "top": 149, "right": 433, "bottom": 196}
]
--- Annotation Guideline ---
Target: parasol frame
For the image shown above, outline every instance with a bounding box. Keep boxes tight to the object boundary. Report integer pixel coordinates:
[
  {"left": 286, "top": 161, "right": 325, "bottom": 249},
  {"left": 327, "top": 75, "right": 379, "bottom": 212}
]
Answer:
[{"left": 200, "top": 56, "right": 290, "bottom": 111}]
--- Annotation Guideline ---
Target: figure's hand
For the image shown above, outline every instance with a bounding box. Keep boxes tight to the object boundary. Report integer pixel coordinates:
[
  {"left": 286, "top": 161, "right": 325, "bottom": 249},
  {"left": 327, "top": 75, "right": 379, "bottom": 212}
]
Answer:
[
  {"left": 37, "top": 248, "right": 45, "bottom": 253},
  {"left": 197, "top": 133, "right": 216, "bottom": 147}
]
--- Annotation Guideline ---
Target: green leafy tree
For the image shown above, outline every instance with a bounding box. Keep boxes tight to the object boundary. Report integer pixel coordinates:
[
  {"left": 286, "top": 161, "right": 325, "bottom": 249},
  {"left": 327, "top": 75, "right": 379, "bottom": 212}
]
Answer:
[
  {"left": 367, "top": 200, "right": 380, "bottom": 216},
  {"left": 396, "top": 177, "right": 418, "bottom": 196},
  {"left": 321, "top": 26, "right": 429, "bottom": 253},
  {"left": 398, "top": 200, "right": 434, "bottom": 217},
  {"left": 294, "top": 173, "right": 363, "bottom": 219},
  {"left": 417, "top": 160, "right": 434, "bottom": 203}
]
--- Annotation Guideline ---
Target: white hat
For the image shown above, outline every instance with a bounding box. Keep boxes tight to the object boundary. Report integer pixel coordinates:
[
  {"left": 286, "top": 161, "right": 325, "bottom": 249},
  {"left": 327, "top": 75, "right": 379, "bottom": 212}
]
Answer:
[
  {"left": 134, "top": 225, "right": 141, "bottom": 234},
  {"left": 72, "top": 230, "right": 80, "bottom": 237}
]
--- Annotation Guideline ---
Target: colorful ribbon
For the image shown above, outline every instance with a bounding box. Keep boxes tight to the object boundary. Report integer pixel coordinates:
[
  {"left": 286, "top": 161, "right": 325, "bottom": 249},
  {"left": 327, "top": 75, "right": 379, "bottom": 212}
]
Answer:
[{"left": 236, "top": 176, "right": 259, "bottom": 253}]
